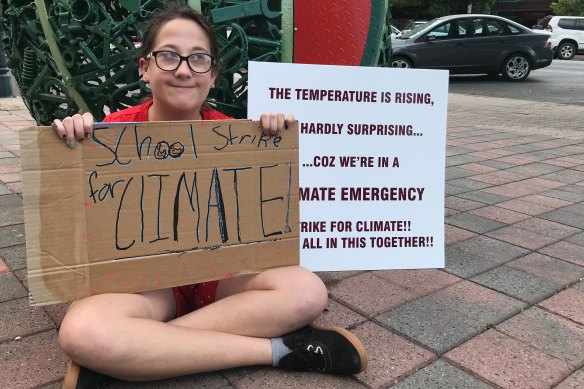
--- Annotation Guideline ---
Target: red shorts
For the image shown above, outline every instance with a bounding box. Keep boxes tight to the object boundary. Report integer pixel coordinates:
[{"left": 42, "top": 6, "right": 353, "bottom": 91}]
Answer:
[{"left": 172, "top": 281, "right": 219, "bottom": 318}]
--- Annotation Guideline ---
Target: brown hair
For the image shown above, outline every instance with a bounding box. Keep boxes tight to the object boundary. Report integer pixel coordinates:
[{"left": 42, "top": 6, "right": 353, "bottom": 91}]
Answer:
[{"left": 137, "top": 3, "right": 221, "bottom": 74}]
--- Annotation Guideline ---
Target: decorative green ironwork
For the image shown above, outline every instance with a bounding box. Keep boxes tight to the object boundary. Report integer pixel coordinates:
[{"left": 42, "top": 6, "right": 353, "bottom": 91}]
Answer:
[
  {"left": 0, "top": 0, "right": 285, "bottom": 123},
  {"left": 1, "top": 1, "right": 390, "bottom": 124}
]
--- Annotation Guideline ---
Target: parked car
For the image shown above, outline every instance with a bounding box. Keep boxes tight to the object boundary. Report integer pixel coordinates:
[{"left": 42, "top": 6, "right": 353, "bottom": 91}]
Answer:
[
  {"left": 391, "top": 25, "right": 402, "bottom": 39},
  {"left": 532, "top": 15, "right": 584, "bottom": 60},
  {"left": 401, "top": 20, "right": 429, "bottom": 33},
  {"left": 391, "top": 14, "right": 553, "bottom": 81}
]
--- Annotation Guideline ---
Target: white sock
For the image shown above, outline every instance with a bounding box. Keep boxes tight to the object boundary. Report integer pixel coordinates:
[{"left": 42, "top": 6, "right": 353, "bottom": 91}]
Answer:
[{"left": 271, "top": 337, "right": 292, "bottom": 366}]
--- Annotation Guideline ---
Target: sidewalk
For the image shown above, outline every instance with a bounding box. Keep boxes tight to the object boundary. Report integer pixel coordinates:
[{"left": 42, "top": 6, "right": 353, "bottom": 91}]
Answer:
[{"left": 1, "top": 94, "right": 583, "bottom": 389}]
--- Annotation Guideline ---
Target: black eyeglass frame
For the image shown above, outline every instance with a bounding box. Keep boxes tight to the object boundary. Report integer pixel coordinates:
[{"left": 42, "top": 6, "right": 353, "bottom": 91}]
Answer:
[{"left": 145, "top": 51, "right": 216, "bottom": 74}]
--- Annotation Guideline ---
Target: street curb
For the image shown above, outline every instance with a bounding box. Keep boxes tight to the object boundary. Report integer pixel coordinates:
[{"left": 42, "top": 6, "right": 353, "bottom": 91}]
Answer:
[{"left": 0, "top": 97, "right": 27, "bottom": 111}]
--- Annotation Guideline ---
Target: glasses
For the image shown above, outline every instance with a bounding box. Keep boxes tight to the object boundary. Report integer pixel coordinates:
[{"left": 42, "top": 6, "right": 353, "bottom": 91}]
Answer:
[{"left": 146, "top": 51, "right": 215, "bottom": 73}]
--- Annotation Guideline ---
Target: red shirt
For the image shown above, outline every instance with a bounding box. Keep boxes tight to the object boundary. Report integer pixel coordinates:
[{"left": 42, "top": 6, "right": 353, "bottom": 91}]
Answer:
[{"left": 103, "top": 100, "right": 232, "bottom": 122}]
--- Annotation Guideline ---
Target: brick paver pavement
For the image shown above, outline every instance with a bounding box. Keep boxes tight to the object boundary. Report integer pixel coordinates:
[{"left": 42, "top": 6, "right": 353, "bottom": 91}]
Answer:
[{"left": 0, "top": 93, "right": 583, "bottom": 388}]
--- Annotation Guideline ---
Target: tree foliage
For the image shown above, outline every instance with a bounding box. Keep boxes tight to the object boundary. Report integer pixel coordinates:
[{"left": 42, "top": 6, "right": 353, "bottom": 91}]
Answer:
[{"left": 550, "top": 0, "right": 584, "bottom": 15}]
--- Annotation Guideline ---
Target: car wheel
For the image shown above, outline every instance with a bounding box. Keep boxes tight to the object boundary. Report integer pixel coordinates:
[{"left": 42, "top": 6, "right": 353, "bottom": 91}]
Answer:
[
  {"left": 391, "top": 56, "right": 412, "bottom": 68},
  {"left": 557, "top": 42, "right": 576, "bottom": 60},
  {"left": 502, "top": 54, "right": 531, "bottom": 81}
]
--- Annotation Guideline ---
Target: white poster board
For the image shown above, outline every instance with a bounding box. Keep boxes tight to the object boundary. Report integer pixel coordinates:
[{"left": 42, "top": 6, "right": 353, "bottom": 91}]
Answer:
[{"left": 248, "top": 62, "right": 448, "bottom": 271}]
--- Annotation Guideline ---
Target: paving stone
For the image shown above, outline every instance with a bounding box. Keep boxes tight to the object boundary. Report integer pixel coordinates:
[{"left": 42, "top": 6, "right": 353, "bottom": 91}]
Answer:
[
  {"left": 352, "top": 321, "right": 435, "bottom": 389},
  {"left": 445, "top": 212, "right": 505, "bottom": 234},
  {"left": 447, "top": 178, "right": 492, "bottom": 191},
  {"left": 446, "top": 155, "right": 484, "bottom": 166},
  {"left": 444, "top": 196, "right": 485, "bottom": 212},
  {"left": 483, "top": 181, "right": 550, "bottom": 198},
  {"left": 313, "top": 299, "right": 367, "bottom": 329},
  {"left": 0, "top": 244, "right": 27, "bottom": 271},
  {"left": 445, "top": 167, "right": 477, "bottom": 180},
  {"left": 444, "top": 329, "right": 572, "bottom": 389},
  {"left": 0, "top": 207, "right": 23, "bottom": 227},
  {"left": 445, "top": 224, "right": 477, "bottom": 245},
  {"left": 375, "top": 297, "right": 487, "bottom": 355},
  {"left": 0, "top": 182, "right": 11, "bottom": 195},
  {"left": 444, "top": 207, "right": 460, "bottom": 218},
  {"left": 315, "top": 271, "right": 365, "bottom": 286},
  {"left": 372, "top": 269, "right": 461, "bottom": 297},
  {"left": 477, "top": 159, "right": 516, "bottom": 169},
  {"left": 540, "top": 169, "right": 584, "bottom": 184},
  {"left": 105, "top": 372, "right": 233, "bottom": 388},
  {"left": 457, "top": 162, "right": 499, "bottom": 174},
  {"left": 512, "top": 217, "right": 582, "bottom": 239},
  {"left": 566, "top": 232, "right": 584, "bottom": 246},
  {"left": 539, "top": 288, "right": 584, "bottom": 326},
  {"left": 558, "top": 184, "right": 584, "bottom": 195},
  {"left": 468, "top": 205, "right": 531, "bottom": 224},
  {"left": 230, "top": 367, "right": 364, "bottom": 388},
  {"left": 470, "top": 172, "right": 517, "bottom": 185},
  {"left": 43, "top": 302, "right": 71, "bottom": 329},
  {"left": 506, "top": 252, "right": 584, "bottom": 286},
  {"left": 496, "top": 307, "right": 584, "bottom": 367},
  {"left": 519, "top": 194, "right": 573, "bottom": 208},
  {"left": 486, "top": 225, "right": 560, "bottom": 250},
  {"left": 13, "top": 269, "right": 28, "bottom": 292},
  {"left": 506, "top": 162, "right": 564, "bottom": 176},
  {"left": 456, "top": 190, "right": 510, "bottom": 205},
  {"left": 0, "top": 330, "right": 68, "bottom": 388},
  {"left": 0, "top": 224, "right": 25, "bottom": 248},
  {"left": 540, "top": 209, "right": 584, "bottom": 230},
  {"left": 390, "top": 359, "right": 493, "bottom": 389},
  {"left": 0, "top": 273, "right": 28, "bottom": 303},
  {"left": 471, "top": 266, "right": 562, "bottom": 304},
  {"left": 496, "top": 198, "right": 555, "bottom": 215},
  {"left": 5, "top": 181, "right": 22, "bottom": 194},
  {"left": 329, "top": 273, "right": 417, "bottom": 318},
  {"left": 445, "top": 236, "right": 529, "bottom": 278},
  {"left": 0, "top": 297, "right": 54, "bottom": 343},
  {"left": 538, "top": 241, "right": 584, "bottom": 266},
  {"left": 444, "top": 183, "right": 468, "bottom": 196},
  {"left": 541, "top": 189, "right": 584, "bottom": 203},
  {"left": 0, "top": 196, "right": 21, "bottom": 217},
  {"left": 0, "top": 157, "right": 19, "bottom": 166},
  {"left": 428, "top": 281, "right": 527, "bottom": 324},
  {"left": 555, "top": 368, "right": 584, "bottom": 389}
]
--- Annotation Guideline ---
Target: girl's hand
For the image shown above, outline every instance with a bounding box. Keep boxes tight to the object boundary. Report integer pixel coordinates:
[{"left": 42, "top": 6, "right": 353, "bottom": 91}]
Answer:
[
  {"left": 51, "top": 112, "right": 94, "bottom": 148},
  {"left": 259, "top": 113, "right": 295, "bottom": 135}
]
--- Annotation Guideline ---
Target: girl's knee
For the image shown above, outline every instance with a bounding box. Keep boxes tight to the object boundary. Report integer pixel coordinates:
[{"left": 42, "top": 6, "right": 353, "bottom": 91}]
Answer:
[
  {"left": 283, "top": 268, "right": 328, "bottom": 321},
  {"left": 59, "top": 301, "right": 117, "bottom": 362}
]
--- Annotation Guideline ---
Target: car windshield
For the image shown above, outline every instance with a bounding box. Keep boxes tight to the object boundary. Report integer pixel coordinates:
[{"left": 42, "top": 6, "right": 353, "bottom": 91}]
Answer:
[{"left": 399, "top": 18, "right": 441, "bottom": 39}]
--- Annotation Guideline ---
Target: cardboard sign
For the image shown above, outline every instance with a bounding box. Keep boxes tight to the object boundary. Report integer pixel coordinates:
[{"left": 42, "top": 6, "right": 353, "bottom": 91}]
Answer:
[
  {"left": 20, "top": 120, "right": 299, "bottom": 305},
  {"left": 248, "top": 62, "right": 448, "bottom": 271}
]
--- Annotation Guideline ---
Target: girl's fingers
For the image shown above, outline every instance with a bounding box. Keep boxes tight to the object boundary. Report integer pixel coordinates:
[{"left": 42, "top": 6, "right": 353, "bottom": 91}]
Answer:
[
  {"left": 285, "top": 113, "right": 295, "bottom": 129},
  {"left": 52, "top": 119, "right": 67, "bottom": 139},
  {"left": 260, "top": 113, "right": 290, "bottom": 134},
  {"left": 82, "top": 112, "right": 94, "bottom": 139},
  {"left": 52, "top": 113, "right": 95, "bottom": 148},
  {"left": 276, "top": 112, "right": 285, "bottom": 132},
  {"left": 72, "top": 114, "right": 86, "bottom": 142},
  {"left": 61, "top": 116, "right": 77, "bottom": 148}
]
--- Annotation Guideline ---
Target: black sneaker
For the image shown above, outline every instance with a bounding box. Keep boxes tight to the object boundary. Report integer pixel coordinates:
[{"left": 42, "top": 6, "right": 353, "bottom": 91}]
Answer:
[
  {"left": 63, "top": 360, "right": 106, "bottom": 389},
  {"left": 279, "top": 325, "right": 368, "bottom": 374}
]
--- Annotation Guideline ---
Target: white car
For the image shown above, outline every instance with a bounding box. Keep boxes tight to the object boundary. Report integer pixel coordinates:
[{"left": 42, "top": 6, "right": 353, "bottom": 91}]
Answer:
[
  {"left": 533, "top": 16, "right": 584, "bottom": 60},
  {"left": 391, "top": 25, "right": 402, "bottom": 39}
]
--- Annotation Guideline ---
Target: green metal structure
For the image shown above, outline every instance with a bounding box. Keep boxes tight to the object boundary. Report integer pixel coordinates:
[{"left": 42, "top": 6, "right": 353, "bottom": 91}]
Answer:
[{"left": 0, "top": 0, "right": 391, "bottom": 124}]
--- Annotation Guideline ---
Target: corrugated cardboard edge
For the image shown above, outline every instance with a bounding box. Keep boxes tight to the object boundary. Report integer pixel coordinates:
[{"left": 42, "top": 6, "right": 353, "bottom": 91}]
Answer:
[
  {"left": 21, "top": 122, "right": 299, "bottom": 305},
  {"left": 20, "top": 126, "right": 90, "bottom": 306}
]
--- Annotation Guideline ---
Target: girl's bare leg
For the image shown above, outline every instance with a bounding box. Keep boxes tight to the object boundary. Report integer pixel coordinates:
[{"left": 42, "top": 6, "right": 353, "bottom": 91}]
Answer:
[{"left": 59, "top": 266, "right": 328, "bottom": 381}]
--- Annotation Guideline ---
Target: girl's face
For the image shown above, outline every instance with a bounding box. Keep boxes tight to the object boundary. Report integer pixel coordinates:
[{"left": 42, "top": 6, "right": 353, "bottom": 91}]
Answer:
[{"left": 140, "top": 18, "right": 217, "bottom": 121}]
